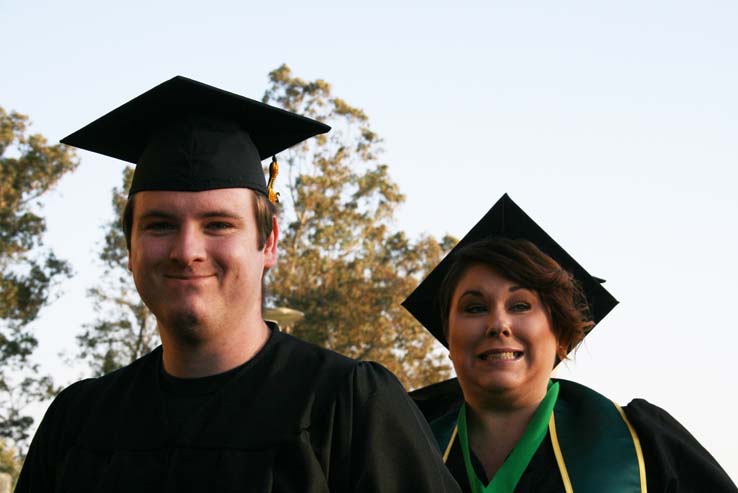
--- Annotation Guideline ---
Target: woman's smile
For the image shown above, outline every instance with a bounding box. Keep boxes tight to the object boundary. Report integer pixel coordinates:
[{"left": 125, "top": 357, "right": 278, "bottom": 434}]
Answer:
[{"left": 477, "top": 349, "right": 524, "bottom": 362}]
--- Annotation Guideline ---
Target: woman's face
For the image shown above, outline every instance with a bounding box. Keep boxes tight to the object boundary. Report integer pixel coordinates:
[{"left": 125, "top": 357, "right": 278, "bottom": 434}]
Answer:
[{"left": 447, "top": 263, "right": 558, "bottom": 406}]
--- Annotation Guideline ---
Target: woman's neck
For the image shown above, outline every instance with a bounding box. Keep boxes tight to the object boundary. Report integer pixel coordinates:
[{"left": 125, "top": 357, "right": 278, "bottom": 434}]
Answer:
[{"left": 465, "top": 386, "right": 548, "bottom": 481}]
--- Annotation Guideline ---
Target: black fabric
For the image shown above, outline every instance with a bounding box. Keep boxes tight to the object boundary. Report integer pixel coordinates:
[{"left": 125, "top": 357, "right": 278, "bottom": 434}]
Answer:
[
  {"left": 158, "top": 353, "right": 246, "bottom": 441},
  {"left": 17, "top": 327, "right": 460, "bottom": 492},
  {"left": 401, "top": 193, "right": 618, "bottom": 346},
  {"left": 60, "top": 76, "right": 330, "bottom": 196},
  {"left": 131, "top": 117, "right": 268, "bottom": 195},
  {"left": 625, "top": 399, "right": 737, "bottom": 493},
  {"left": 412, "top": 378, "right": 737, "bottom": 493}
]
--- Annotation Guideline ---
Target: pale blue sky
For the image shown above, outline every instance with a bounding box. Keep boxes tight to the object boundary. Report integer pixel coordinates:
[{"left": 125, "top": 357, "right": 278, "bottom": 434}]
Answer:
[{"left": 2, "top": 0, "right": 737, "bottom": 480}]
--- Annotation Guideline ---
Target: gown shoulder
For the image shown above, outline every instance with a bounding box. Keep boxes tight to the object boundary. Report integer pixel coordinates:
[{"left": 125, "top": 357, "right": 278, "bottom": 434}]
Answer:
[{"left": 623, "top": 398, "right": 737, "bottom": 492}]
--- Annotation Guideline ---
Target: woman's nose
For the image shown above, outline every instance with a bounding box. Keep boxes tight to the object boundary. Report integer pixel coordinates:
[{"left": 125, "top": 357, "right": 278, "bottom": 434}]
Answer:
[{"left": 485, "top": 313, "right": 512, "bottom": 338}]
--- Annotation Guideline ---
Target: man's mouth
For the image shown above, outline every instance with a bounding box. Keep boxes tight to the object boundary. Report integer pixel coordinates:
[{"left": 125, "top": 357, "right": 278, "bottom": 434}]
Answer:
[
  {"left": 478, "top": 350, "right": 523, "bottom": 361},
  {"left": 164, "top": 274, "right": 215, "bottom": 283},
  {"left": 165, "top": 273, "right": 214, "bottom": 279}
]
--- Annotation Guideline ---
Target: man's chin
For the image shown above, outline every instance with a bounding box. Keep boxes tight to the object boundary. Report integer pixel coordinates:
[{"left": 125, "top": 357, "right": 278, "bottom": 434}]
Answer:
[{"left": 161, "top": 310, "right": 210, "bottom": 343}]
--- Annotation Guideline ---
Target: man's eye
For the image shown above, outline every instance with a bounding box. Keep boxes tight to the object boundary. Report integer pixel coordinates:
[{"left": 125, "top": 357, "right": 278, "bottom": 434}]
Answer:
[
  {"left": 145, "top": 222, "right": 175, "bottom": 231},
  {"left": 207, "top": 221, "right": 233, "bottom": 230}
]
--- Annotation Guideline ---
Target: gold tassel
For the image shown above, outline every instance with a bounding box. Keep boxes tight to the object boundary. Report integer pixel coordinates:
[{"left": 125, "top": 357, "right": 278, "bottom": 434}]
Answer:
[{"left": 267, "top": 156, "right": 280, "bottom": 204}]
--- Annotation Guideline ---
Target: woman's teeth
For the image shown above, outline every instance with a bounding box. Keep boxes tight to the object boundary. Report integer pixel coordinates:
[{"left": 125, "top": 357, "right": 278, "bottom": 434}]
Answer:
[{"left": 479, "top": 351, "right": 521, "bottom": 361}]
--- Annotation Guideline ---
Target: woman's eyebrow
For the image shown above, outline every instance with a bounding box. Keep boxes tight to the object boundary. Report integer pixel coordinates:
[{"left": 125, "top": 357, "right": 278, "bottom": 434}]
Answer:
[{"left": 459, "top": 290, "right": 484, "bottom": 299}]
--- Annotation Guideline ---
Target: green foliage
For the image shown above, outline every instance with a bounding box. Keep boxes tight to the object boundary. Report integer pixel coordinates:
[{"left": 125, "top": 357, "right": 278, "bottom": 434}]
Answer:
[
  {"left": 0, "top": 107, "right": 77, "bottom": 446},
  {"left": 263, "top": 65, "right": 453, "bottom": 389},
  {"left": 75, "top": 166, "right": 158, "bottom": 376}
]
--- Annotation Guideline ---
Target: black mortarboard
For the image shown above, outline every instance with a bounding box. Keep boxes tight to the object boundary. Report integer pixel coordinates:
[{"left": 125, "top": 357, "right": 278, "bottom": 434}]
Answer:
[
  {"left": 402, "top": 193, "right": 618, "bottom": 347},
  {"left": 61, "top": 76, "right": 330, "bottom": 196}
]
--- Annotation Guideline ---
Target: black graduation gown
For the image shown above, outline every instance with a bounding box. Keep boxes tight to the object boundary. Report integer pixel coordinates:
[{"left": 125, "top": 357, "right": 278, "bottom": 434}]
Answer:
[
  {"left": 16, "top": 327, "right": 460, "bottom": 492},
  {"left": 411, "top": 378, "right": 737, "bottom": 493}
]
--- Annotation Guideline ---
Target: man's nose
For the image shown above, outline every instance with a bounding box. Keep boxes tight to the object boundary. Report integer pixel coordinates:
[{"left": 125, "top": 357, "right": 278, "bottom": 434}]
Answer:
[{"left": 169, "top": 224, "right": 206, "bottom": 266}]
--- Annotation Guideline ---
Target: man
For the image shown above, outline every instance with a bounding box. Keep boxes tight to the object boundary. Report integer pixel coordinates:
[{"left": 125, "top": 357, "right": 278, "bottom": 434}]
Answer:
[{"left": 16, "top": 76, "right": 459, "bottom": 492}]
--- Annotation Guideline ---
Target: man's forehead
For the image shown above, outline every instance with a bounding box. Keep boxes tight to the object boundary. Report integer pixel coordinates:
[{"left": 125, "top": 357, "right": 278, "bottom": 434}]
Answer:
[{"left": 133, "top": 188, "right": 254, "bottom": 217}]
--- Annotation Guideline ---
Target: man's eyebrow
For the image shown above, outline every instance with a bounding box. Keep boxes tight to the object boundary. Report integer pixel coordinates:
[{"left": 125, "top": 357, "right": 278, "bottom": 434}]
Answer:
[
  {"left": 509, "top": 285, "right": 531, "bottom": 293},
  {"left": 137, "top": 209, "right": 244, "bottom": 220},
  {"left": 199, "top": 210, "right": 244, "bottom": 220},
  {"left": 138, "top": 210, "right": 175, "bottom": 220}
]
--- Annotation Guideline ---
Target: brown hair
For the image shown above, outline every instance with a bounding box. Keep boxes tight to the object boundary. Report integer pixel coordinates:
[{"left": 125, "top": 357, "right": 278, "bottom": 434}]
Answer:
[
  {"left": 438, "top": 238, "right": 594, "bottom": 360},
  {"left": 122, "top": 189, "right": 277, "bottom": 250}
]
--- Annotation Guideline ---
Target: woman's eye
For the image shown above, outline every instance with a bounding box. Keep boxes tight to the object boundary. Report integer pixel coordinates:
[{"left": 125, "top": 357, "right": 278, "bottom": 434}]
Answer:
[
  {"left": 510, "top": 302, "right": 531, "bottom": 312},
  {"left": 463, "top": 304, "right": 487, "bottom": 314}
]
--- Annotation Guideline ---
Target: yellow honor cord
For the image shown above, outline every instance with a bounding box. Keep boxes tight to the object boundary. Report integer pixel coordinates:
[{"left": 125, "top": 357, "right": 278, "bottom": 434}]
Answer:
[
  {"left": 443, "top": 425, "right": 458, "bottom": 464},
  {"left": 614, "top": 403, "right": 648, "bottom": 493},
  {"left": 548, "top": 412, "right": 574, "bottom": 493}
]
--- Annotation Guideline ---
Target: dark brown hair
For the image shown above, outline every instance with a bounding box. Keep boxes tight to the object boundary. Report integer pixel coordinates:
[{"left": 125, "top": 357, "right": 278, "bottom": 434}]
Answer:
[
  {"left": 122, "top": 189, "right": 277, "bottom": 250},
  {"left": 438, "top": 238, "right": 594, "bottom": 360}
]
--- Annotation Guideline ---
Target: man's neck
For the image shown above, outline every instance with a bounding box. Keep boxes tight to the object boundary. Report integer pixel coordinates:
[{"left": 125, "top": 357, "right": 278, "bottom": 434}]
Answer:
[{"left": 160, "top": 320, "right": 271, "bottom": 378}]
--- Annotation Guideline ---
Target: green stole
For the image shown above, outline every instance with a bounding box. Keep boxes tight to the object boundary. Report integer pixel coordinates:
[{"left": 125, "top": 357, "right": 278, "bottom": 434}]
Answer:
[
  {"left": 438, "top": 379, "right": 646, "bottom": 492},
  {"left": 457, "top": 382, "right": 559, "bottom": 493}
]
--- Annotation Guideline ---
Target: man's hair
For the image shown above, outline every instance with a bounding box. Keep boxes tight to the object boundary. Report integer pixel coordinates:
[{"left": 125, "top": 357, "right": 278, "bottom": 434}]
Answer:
[
  {"left": 122, "top": 189, "right": 277, "bottom": 251},
  {"left": 437, "top": 237, "right": 594, "bottom": 361}
]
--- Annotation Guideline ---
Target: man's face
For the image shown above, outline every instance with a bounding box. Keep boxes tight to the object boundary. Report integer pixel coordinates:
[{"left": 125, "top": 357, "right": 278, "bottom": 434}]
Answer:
[{"left": 128, "top": 188, "right": 277, "bottom": 343}]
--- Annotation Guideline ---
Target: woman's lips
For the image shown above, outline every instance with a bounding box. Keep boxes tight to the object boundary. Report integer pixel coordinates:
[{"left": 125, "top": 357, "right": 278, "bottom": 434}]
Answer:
[{"left": 477, "top": 349, "right": 523, "bottom": 361}]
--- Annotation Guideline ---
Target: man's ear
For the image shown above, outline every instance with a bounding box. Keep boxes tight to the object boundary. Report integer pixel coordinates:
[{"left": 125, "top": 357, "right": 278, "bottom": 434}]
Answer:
[
  {"left": 263, "top": 216, "right": 279, "bottom": 269},
  {"left": 127, "top": 242, "right": 133, "bottom": 271}
]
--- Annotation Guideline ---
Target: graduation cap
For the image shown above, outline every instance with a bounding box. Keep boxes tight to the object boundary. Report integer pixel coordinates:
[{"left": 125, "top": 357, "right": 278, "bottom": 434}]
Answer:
[
  {"left": 402, "top": 194, "right": 618, "bottom": 347},
  {"left": 61, "top": 76, "right": 331, "bottom": 196}
]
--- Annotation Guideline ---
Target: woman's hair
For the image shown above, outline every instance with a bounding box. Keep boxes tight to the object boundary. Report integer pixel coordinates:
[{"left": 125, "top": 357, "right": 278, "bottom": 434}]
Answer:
[{"left": 438, "top": 237, "right": 594, "bottom": 360}]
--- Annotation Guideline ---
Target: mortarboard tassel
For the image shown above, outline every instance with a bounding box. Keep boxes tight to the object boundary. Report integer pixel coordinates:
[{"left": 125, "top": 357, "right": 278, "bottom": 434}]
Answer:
[{"left": 267, "top": 156, "right": 280, "bottom": 204}]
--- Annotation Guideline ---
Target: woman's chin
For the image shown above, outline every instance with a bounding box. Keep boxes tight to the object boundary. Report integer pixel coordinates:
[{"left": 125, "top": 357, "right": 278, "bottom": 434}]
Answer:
[
  {"left": 470, "top": 365, "right": 525, "bottom": 391},
  {"left": 461, "top": 372, "right": 551, "bottom": 408},
  {"left": 461, "top": 374, "right": 522, "bottom": 398}
]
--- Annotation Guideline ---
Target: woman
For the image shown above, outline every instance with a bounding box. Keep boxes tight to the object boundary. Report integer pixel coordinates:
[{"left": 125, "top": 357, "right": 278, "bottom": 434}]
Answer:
[{"left": 404, "top": 194, "right": 736, "bottom": 492}]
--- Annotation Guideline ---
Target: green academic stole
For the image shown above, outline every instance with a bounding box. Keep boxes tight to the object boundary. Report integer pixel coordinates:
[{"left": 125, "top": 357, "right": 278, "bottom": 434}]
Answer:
[
  {"left": 440, "top": 379, "right": 647, "bottom": 492},
  {"left": 457, "top": 381, "right": 559, "bottom": 493},
  {"left": 549, "top": 379, "right": 647, "bottom": 492}
]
